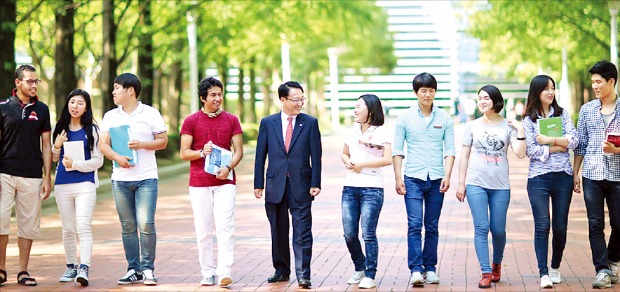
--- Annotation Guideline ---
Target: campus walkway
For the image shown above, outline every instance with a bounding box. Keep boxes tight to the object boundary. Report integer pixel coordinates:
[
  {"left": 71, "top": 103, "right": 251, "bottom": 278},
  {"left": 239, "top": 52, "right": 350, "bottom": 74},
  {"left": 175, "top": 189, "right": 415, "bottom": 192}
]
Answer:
[{"left": 1, "top": 123, "right": 618, "bottom": 291}]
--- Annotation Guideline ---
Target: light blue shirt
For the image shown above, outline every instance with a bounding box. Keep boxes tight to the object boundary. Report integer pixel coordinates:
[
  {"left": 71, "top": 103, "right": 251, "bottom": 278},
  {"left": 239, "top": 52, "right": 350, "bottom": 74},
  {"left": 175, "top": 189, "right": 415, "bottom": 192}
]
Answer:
[{"left": 393, "top": 103, "right": 455, "bottom": 180}]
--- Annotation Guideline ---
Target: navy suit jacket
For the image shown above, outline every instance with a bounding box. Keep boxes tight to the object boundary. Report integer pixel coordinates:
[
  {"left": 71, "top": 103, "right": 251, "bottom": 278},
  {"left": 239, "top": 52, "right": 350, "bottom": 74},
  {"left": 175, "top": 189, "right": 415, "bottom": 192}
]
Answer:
[{"left": 254, "top": 112, "right": 322, "bottom": 204}]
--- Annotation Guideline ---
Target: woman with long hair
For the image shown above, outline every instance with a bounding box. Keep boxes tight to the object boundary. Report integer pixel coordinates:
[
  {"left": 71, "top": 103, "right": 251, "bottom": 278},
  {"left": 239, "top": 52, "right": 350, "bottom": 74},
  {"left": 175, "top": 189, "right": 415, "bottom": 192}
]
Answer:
[
  {"left": 456, "top": 85, "right": 526, "bottom": 289},
  {"left": 51, "top": 89, "right": 103, "bottom": 286},
  {"left": 341, "top": 94, "right": 392, "bottom": 289},
  {"left": 522, "top": 75, "right": 577, "bottom": 289}
]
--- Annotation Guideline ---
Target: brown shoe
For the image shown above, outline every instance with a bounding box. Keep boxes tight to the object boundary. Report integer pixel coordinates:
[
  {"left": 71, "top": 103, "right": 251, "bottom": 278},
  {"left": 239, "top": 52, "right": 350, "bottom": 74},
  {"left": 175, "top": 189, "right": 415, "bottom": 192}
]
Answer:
[
  {"left": 491, "top": 263, "right": 501, "bottom": 282},
  {"left": 479, "top": 273, "right": 492, "bottom": 288}
]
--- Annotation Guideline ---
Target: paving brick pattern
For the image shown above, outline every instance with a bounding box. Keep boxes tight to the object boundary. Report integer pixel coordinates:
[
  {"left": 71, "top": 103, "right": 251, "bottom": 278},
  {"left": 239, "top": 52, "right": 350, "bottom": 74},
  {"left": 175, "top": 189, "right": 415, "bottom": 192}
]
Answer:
[{"left": 1, "top": 123, "right": 618, "bottom": 291}]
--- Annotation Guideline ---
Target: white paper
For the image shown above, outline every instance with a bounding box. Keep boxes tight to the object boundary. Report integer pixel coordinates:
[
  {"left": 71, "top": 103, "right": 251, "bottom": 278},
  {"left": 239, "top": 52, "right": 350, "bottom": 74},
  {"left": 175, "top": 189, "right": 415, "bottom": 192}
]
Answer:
[
  {"left": 63, "top": 140, "right": 85, "bottom": 171},
  {"left": 204, "top": 144, "right": 234, "bottom": 180}
]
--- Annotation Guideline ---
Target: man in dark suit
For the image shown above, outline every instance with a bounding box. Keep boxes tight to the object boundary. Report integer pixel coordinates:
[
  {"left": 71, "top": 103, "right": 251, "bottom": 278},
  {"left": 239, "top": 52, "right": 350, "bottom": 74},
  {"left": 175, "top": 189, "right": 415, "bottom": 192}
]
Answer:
[{"left": 254, "top": 81, "right": 322, "bottom": 289}]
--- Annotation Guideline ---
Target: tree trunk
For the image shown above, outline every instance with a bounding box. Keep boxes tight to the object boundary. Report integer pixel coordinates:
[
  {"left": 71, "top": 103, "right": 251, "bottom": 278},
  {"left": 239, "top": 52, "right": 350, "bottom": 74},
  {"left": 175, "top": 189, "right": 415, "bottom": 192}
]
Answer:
[
  {"left": 101, "top": 0, "right": 117, "bottom": 115},
  {"left": 249, "top": 56, "right": 257, "bottom": 123},
  {"left": 261, "top": 67, "right": 273, "bottom": 117},
  {"left": 172, "top": 59, "right": 182, "bottom": 135},
  {"left": 237, "top": 65, "right": 245, "bottom": 122},
  {"left": 54, "top": 0, "right": 77, "bottom": 118},
  {"left": 137, "top": 0, "right": 154, "bottom": 106},
  {"left": 217, "top": 60, "right": 228, "bottom": 107},
  {"left": 0, "top": 0, "right": 16, "bottom": 97}
]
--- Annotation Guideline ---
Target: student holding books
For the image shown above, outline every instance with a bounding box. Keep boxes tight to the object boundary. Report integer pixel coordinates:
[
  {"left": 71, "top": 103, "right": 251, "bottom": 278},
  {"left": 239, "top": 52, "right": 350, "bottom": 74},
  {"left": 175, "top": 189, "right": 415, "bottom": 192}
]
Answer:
[
  {"left": 522, "top": 75, "right": 578, "bottom": 289},
  {"left": 180, "top": 77, "right": 243, "bottom": 287},
  {"left": 455, "top": 85, "right": 526, "bottom": 289},
  {"left": 574, "top": 61, "right": 620, "bottom": 289},
  {"left": 340, "top": 94, "right": 392, "bottom": 289},
  {"left": 99, "top": 73, "right": 168, "bottom": 286},
  {"left": 51, "top": 89, "right": 103, "bottom": 286}
]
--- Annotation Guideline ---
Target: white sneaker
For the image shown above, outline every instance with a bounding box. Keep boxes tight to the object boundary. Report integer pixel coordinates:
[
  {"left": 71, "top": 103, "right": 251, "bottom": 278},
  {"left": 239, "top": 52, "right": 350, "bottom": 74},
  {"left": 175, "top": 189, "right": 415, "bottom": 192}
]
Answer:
[
  {"left": 549, "top": 268, "right": 562, "bottom": 284},
  {"left": 540, "top": 275, "right": 553, "bottom": 289},
  {"left": 358, "top": 277, "right": 377, "bottom": 289},
  {"left": 409, "top": 272, "right": 424, "bottom": 287},
  {"left": 610, "top": 261, "right": 619, "bottom": 284},
  {"left": 219, "top": 275, "right": 233, "bottom": 287},
  {"left": 592, "top": 272, "right": 612, "bottom": 289},
  {"left": 425, "top": 271, "right": 440, "bottom": 284},
  {"left": 143, "top": 270, "right": 157, "bottom": 286},
  {"left": 201, "top": 275, "right": 215, "bottom": 286},
  {"left": 347, "top": 271, "right": 364, "bottom": 284}
]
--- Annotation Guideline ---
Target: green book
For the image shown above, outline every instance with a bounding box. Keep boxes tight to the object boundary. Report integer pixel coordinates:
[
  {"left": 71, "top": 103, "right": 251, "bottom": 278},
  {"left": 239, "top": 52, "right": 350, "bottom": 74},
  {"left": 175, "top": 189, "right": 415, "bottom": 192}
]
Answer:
[{"left": 537, "top": 117, "right": 563, "bottom": 139}]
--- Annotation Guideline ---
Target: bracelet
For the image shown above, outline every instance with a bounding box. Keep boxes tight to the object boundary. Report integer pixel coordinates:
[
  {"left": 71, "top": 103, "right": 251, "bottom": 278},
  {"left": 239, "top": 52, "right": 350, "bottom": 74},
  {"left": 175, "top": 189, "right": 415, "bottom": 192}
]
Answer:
[
  {"left": 516, "top": 137, "right": 525, "bottom": 140},
  {"left": 225, "top": 165, "right": 232, "bottom": 171},
  {"left": 52, "top": 146, "right": 61, "bottom": 154}
]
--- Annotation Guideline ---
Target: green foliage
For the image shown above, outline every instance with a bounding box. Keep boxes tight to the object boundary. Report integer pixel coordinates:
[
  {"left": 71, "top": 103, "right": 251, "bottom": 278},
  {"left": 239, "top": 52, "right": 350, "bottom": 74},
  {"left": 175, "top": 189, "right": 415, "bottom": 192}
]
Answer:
[{"left": 464, "top": 0, "right": 610, "bottom": 85}]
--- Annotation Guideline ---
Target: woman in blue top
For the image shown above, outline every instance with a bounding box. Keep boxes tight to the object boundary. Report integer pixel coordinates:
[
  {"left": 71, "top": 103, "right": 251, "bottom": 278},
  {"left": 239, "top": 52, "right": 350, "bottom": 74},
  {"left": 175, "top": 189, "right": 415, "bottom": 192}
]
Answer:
[
  {"left": 522, "top": 75, "right": 578, "bottom": 289},
  {"left": 51, "top": 89, "right": 103, "bottom": 286}
]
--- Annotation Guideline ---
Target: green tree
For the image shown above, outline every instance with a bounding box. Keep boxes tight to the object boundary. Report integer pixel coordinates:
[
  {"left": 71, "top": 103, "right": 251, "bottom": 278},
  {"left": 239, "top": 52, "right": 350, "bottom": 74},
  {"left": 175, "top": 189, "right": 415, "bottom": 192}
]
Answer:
[
  {"left": 54, "top": 0, "right": 77, "bottom": 118},
  {"left": 0, "top": 0, "right": 16, "bottom": 97},
  {"left": 464, "top": 0, "right": 611, "bottom": 113}
]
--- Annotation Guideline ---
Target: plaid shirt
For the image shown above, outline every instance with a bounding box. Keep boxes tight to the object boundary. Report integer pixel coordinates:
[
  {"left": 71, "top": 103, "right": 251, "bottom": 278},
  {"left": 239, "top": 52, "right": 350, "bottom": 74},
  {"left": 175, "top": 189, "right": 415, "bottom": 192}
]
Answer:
[{"left": 575, "top": 97, "right": 620, "bottom": 181}]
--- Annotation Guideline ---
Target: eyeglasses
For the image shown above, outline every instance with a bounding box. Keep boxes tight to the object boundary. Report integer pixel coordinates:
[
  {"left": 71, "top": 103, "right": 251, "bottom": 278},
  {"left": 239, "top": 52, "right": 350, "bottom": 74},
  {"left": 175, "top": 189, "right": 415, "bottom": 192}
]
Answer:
[
  {"left": 21, "top": 79, "right": 41, "bottom": 85},
  {"left": 286, "top": 96, "right": 306, "bottom": 103}
]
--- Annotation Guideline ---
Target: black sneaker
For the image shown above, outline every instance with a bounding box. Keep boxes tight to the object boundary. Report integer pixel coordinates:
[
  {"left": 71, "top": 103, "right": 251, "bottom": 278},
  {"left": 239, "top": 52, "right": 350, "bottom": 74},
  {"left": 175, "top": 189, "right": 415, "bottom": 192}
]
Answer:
[
  {"left": 76, "top": 265, "right": 89, "bottom": 286},
  {"left": 59, "top": 264, "right": 77, "bottom": 282},
  {"left": 117, "top": 269, "right": 143, "bottom": 285}
]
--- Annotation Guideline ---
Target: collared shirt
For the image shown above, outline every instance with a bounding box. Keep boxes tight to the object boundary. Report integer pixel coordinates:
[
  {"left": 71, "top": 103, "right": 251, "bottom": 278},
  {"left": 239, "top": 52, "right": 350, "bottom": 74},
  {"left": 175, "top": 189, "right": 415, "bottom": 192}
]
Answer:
[
  {"left": 100, "top": 101, "right": 167, "bottom": 181},
  {"left": 280, "top": 111, "right": 297, "bottom": 141},
  {"left": 344, "top": 124, "right": 391, "bottom": 188},
  {"left": 575, "top": 97, "right": 620, "bottom": 181},
  {"left": 393, "top": 103, "right": 455, "bottom": 180},
  {"left": 0, "top": 92, "right": 51, "bottom": 178},
  {"left": 523, "top": 107, "right": 578, "bottom": 178}
]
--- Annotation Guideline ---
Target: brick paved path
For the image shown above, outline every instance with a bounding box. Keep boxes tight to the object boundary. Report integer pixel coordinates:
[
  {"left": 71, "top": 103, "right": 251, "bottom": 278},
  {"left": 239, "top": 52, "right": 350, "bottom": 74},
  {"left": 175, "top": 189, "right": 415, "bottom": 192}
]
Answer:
[{"left": 1, "top": 123, "right": 617, "bottom": 291}]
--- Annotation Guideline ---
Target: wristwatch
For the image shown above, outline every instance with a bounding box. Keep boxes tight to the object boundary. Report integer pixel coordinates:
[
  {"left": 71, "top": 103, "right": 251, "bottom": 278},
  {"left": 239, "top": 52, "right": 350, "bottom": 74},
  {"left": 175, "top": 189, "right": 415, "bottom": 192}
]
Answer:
[
  {"left": 225, "top": 165, "right": 232, "bottom": 171},
  {"left": 199, "top": 149, "right": 205, "bottom": 158}
]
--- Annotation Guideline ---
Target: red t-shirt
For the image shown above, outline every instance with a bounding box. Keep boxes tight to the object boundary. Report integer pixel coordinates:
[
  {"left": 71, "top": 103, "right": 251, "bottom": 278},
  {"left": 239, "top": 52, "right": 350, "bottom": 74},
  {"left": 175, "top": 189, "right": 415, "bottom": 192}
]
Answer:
[{"left": 180, "top": 110, "right": 242, "bottom": 187}]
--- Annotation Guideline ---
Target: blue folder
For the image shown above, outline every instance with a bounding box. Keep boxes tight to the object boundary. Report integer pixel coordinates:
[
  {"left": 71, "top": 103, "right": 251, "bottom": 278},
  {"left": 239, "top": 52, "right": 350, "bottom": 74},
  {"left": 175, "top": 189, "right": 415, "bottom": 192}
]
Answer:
[{"left": 109, "top": 125, "right": 137, "bottom": 167}]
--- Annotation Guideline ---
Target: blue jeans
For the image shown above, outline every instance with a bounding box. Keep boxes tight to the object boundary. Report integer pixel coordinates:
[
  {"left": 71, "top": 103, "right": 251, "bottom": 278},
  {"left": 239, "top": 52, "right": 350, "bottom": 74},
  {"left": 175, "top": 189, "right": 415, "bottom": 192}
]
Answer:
[
  {"left": 112, "top": 179, "right": 158, "bottom": 271},
  {"left": 582, "top": 178, "right": 620, "bottom": 273},
  {"left": 527, "top": 172, "right": 573, "bottom": 277},
  {"left": 342, "top": 186, "right": 384, "bottom": 279},
  {"left": 466, "top": 185, "right": 510, "bottom": 273},
  {"left": 404, "top": 175, "right": 444, "bottom": 273}
]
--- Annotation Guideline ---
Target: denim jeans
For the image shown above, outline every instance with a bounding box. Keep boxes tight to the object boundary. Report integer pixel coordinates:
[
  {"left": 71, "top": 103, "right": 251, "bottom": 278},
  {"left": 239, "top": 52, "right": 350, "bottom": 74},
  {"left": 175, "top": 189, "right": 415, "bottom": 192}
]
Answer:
[
  {"left": 582, "top": 178, "right": 620, "bottom": 273},
  {"left": 404, "top": 175, "right": 444, "bottom": 273},
  {"left": 342, "top": 186, "right": 384, "bottom": 279},
  {"left": 527, "top": 172, "right": 573, "bottom": 277},
  {"left": 112, "top": 179, "right": 158, "bottom": 272},
  {"left": 466, "top": 185, "right": 510, "bottom": 273}
]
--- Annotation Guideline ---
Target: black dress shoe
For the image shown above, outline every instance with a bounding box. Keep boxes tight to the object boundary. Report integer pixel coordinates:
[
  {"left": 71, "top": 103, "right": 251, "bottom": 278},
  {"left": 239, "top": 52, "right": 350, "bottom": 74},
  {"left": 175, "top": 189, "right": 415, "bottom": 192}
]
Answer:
[
  {"left": 298, "top": 278, "right": 311, "bottom": 288},
  {"left": 267, "top": 274, "right": 290, "bottom": 283}
]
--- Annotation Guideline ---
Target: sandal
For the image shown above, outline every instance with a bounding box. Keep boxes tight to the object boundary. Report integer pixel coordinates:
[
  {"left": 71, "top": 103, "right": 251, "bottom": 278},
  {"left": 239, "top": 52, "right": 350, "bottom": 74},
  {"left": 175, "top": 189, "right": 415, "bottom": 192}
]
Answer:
[
  {"left": 0, "top": 269, "right": 6, "bottom": 285},
  {"left": 17, "top": 271, "right": 37, "bottom": 286}
]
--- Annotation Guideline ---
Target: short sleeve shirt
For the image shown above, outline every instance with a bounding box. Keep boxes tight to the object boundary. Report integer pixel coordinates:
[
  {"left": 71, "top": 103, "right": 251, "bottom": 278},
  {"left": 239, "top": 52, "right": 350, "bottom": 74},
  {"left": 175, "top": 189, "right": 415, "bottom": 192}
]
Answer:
[
  {"left": 463, "top": 118, "right": 517, "bottom": 189},
  {"left": 344, "top": 124, "right": 391, "bottom": 188},
  {"left": 100, "top": 102, "right": 167, "bottom": 181},
  {"left": 180, "top": 110, "right": 243, "bottom": 187},
  {"left": 0, "top": 94, "right": 51, "bottom": 178}
]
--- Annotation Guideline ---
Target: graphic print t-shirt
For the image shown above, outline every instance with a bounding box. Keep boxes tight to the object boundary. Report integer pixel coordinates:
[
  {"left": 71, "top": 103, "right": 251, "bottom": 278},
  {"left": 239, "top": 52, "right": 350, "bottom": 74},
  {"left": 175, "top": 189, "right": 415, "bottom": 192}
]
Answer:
[{"left": 462, "top": 118, "right": 517, "bottom": 189}]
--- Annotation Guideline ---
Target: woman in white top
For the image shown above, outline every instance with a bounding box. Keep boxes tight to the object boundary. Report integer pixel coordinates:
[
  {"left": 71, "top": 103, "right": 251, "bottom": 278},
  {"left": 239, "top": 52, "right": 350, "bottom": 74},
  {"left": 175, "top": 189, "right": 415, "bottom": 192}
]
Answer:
[
  {"left": 341, "top": 94, "right": 392, "bottom": 289},
  {"left": 456, "top": 85, "right": 526, "bottom": 289}
]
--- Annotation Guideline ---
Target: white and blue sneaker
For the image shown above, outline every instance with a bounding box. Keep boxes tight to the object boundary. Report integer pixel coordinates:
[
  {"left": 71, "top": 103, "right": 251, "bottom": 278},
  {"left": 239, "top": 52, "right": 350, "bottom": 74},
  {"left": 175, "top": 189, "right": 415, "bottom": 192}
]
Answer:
[{"left": 59, "top": 264, "right": 77, "bottom": 282}]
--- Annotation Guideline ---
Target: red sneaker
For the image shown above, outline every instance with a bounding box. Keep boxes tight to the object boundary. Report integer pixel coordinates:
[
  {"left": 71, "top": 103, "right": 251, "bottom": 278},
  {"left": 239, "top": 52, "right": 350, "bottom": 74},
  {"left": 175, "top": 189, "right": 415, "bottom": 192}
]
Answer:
[{"left": 491, "top": 263, "right": 501, "bottom": 282}]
